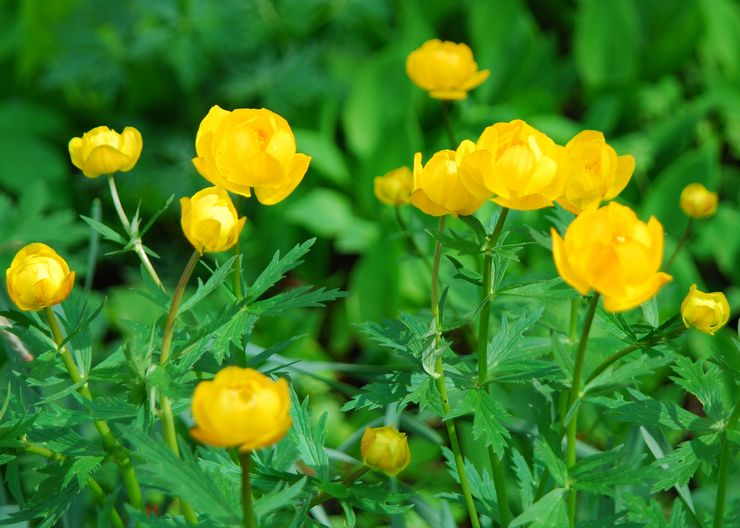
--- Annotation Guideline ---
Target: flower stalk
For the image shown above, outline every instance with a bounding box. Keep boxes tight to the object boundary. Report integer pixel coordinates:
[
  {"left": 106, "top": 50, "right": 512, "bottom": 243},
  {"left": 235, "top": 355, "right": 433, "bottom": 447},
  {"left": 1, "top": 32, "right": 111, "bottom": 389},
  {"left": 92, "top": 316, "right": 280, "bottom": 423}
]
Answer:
[
  {"left": 714, "top": 402, "right": 740, "bottom": 528},
  {"left": 240, "top": 451, "right": 256, "bottom": 528}
]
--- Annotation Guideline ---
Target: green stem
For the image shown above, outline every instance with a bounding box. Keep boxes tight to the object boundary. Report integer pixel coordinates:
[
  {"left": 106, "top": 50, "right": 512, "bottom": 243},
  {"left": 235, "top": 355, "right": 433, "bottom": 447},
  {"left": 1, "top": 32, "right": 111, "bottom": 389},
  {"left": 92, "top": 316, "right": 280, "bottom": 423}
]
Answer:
[
  {"left": 44, "top": 308, "right": 143, "bottom": 511},
  {"left": 240, "top": 451, "right": 256, "bottom": 528},
  {"left": 431, "top": 216, "right": 481, "bottom": 528},
  {"left": 232, "top": 240, "right": 244, "bottom": 301},
  {"left": 107, "top": 175, "right": 165, "bottom": 291},
  {"left": 665, "top": 219, "right": 694, "bottom": 271},
  {"left": 568, "top": 298, "right": 579, "bottom": 343},
  {"left": 565, "top": 293, "right": 600, "bottom": 528},
  {"left": 714, "top": 403, "right": 740, "bottom": 528},
  {"left": 441, "top": 101, "right": 456, "bottom": 147}
]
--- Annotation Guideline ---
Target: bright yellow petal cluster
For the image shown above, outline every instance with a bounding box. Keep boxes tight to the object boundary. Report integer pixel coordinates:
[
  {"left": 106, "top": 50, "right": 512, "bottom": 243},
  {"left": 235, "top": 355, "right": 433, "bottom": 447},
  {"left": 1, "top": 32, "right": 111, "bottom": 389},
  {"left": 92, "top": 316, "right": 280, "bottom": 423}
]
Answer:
[
  {"left": 551, "top": 202, "right": 672, "bottom": 312},
  {"left": 556, "top": 131, "right": 635, "bottom": 214},
  {"left": 679, "top": 183, "right": 718, "bottom": 219},
  {"left": 459, "top": 120, "right": 564, "bottom": 210},
  {"left": 180, "top": 187, "right": 246, "bottom": 254},
  {"left": 681, "top": 285, "right": 730, "bottom": 335},
  {"left": 374, "top": 167, "right": 413, "bottom": 206},
  {"left": 411, "top": 140, "right": 484, "bottom": 217},
  {"left": 360, "top": 426, "right": 411, "bottom": 477},
  {"left": 192, "top": 105, "right": 311, "bottom": 205},
  {"left": 6, "top": 243, "right": 75, "bottom": 312},
  {"left": 406, "top": 39, "right": 489, "bottom": 100},
  {"left": 68, "top": 126, "right": 143, "bottom": 178},
  {"left": 190, "top": 367, "right": 291, "bottom": 451}
]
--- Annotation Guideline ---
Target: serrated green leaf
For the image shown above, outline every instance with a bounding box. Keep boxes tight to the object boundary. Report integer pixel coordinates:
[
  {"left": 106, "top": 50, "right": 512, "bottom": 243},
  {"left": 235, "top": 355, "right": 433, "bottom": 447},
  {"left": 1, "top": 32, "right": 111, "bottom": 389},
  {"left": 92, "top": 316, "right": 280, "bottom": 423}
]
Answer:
[
  {"left": 510, "top": 488, "right": 567, "bottom": 527},
  {"left": 289, "top": 391, "right": 329, "bottom": 481},
  {"left": 446, "top": 389, "right": 512, "bottom": 457},
  {"left": 511, "top": 448, "right": 534, "bottom": 510},
  {"left": 254, "top": 477, "right": 307, "bottom": 522},
  {"left": 650, "top": 435, "right": 720, "bottom": 492},
  {"left": 62, "top": 456, "right": 104, "bottom": 488},
  {"left": 534, "top": 438, "right": 567, "bottom": 487},
  {"left": 669, "top": 356, "right": 723, "bottom": 420},
  {"left": 246, "top": 239, "right": 316, "bottom": 302},
  {"left": 248, "top": 286, "right": 345, "bottom": 316},
  {"left": 179, "top": 256, "right": 236, "bottom": 314},
  {"left": 79, "top": 215, "right": 127, "bottom": 245}
]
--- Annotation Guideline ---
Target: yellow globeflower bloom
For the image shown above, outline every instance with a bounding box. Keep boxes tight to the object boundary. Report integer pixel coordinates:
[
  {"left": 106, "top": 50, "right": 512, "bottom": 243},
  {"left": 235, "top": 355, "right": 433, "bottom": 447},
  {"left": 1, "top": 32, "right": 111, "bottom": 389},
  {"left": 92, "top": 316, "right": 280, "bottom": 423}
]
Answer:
[
  {"left": 411, "top": 141, "right": 485, "bottom": 217},
  {"left": 190, "top": 367, "right": 292, "bottom": 451},
  {"left": 68, "top": 126, "right": 143, "bottom": 178},
  {"left": 374, "top": 166, "right": 413, "bottom": 206},
  {"left": 6, "top": 243, "right": 75, "bottom": 312},
  {"left": 679, "top": 183, "right": 718, "bottom": 219},
  {"left": 361, "top": 426, "right": 411, "bottom": 477},
  {"left": 406, "top": 39, "right": 490, "bottom": 100},
  {"left": 459, "top": 120, "right": 564, "bottom": 210},
  {"left": 551, "top": 202, "right": 672, "bottom": 312},
  {"left": 681, "top": 285, "right": 730, "bottom": 335},
  {"left": 192, "top": 105, "right": 311, "bottom": 205},
  {"left": 557, "top": 130, "right": 635, "bottom": 214},
  {"left": 180, "top": 187, "right": 246, "bottom": 253}
]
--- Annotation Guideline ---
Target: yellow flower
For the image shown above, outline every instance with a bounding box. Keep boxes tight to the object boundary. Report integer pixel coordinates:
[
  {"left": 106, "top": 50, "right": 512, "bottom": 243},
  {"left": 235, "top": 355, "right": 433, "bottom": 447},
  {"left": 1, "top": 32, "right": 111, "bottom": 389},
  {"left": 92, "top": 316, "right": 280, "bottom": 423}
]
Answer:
[
  {"left": 681, "top": 284, "right": 730, "bottom": 335},
  {"left": 551, "top": 202, "right": 672, "bottom": 312},
  {"left": 459, "top": 120, "right": 564, "bottom": 210},
  {"left": 6, "top": 243, "right": 75, "bottom": 312},
  {"left": 679, "top": 183, "right": 718, "bottom": 219},
  {"left": 192, "top": 105, "right": 311, "bottom": 205},
  {"left": 374, "top": 167, "right": 413, "bottom": 206},
  {"left": 361, "top": 426, "right": 410, "bottom": 477},
  {"left": 190, "top": 367, "right": 291, "bottom": 451},
  {"left": 68, "top": 126, "right": 143, "bottom": 178},
  {"left": 406, "top": 39, "right": 490, "bottom": 100},
  {"left": 556, "top": 130, "right": 635, "bottom": 214},
  {"left": 411, "top": 141, "right": 485, "bottom": 217},
  {"left": 180, "top": 187, "right": 246, "bottom": 253}
]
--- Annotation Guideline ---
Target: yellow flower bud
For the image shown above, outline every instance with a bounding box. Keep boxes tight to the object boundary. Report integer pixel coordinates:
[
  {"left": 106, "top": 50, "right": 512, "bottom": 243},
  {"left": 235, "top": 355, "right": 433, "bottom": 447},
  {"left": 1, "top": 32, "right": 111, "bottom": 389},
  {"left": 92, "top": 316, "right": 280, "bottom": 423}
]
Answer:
[
  {"left": 459, "top": 120, "right": 564, "bottom": 210},
  {"left": 190, "top": 367, "right": 291, "bottom": 451},
  {"left": 681, "top": 284, "right": 730, "bottom": 335},
  {"left": 374, "top": 167, "right": 413, "bottom": 206},
  {"left": 556, "top": 130, "right": 635, "bottom": 214},
  {"left": 68, "top": 126, "right": 143, "bottom": 178},
  {"left": 411, "top": 140, "right": 485, "bottom": 217},
  {"left": 192, "top": 105, "right": 311, "bottom": 205},
  {"left": 406, "top": 39, "right": 489, "bottom": 100},
  {"left": 679, "top": 183, "right": 718, "bottom": 219},
  {"left": 551, "top": 202, "right": 672, "bottom": 312},
  {"left": 360, "top": 426, "right": 410, "bottom": 477},
  {"left": 180, "top": 187, "right": 246, "bottom": 253},
  {"left": 6, "top": 243, "right": 75, "bottom": 312}
]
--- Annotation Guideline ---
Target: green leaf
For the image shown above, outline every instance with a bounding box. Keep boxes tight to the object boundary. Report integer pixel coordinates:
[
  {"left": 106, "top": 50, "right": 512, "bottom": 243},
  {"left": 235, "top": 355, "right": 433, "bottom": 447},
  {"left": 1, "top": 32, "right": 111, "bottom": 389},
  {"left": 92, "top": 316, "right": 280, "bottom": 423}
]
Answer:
[
  {"left": 62, "top": 456, "right": 104, "bottom": 488},
  {"left": 640, "top": 296, "right": 659, "bottom": 328},
  {"left": 254, "top": 477, "right": 307, "bottom": 523},
  {"left": 650, "top": 436, "right": 721, "bottom": 492},
  {"left": 571, "top": 447, "right": 646, "bottom": 495},
  {"left": 446, "top": 255, "right": 482, "bottom": 286},
  {"left": 446, "top": 388, "right": 512, "bottom": 457},
  {"left": 288, "top": 391, "right": 329, "bottom": 481},
  {"left": 249, "top": 286, "right": 346, "bottom": 316},
  {"left": 179, "top": 256, "right": 236, "bottom": 314},
  {"left": 534, "top": 438, "right": 567, "bottom": 487},
  {"left": 246, "top": 239, "right": 315, "bottom": 302},
  {"left": 497, "top": 278, "right": 577, "bottom": 300},
  {"left": 510, "top": 488, "right": 567, "bottom": 527},
  {"left": 669, "top": 356, "right": 723, "bottom": 420},
  {"left": 511, "top": 448, "right": 535, "bottom": 510},
  {"left": 79, "top": 214, "right": 127, "bottom": 245}
]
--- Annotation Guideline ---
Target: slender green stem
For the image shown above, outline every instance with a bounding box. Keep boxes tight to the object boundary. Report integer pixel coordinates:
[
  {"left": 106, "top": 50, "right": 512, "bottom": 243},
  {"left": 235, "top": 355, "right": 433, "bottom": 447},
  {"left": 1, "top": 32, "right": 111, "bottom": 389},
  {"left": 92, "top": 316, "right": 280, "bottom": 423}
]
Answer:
[
  {"left": 431, "top": 216, "right": 481, "bottom": 528},
  {"left": 665, "top": 219, "right": 694, "bottom": 271},
  {"left": 232, "top": 241, "right": 243, "bottom": 301},
  {"left": 44, "top": 308, "right": 143, "bottom": 510},
  {"left": 714, "top": 403, "right": 740, "bottom": 528},
  {"left": 107, "top": 175, "right": 165, "bottom": 291},
  {"left": 565, "top": 293, "right": 600, "bottom": 528},
  {"left": 568, "top": 298, "right": 579, "bottom": 343},
  {"left": 489, "top": 448, "right": 511, "bottom": 527},
  {"left": 441, "top": 102, "right": 456, "bottom": 147},
  {"left": 240, "top": 451, "right": 256, "bottom": 528}
]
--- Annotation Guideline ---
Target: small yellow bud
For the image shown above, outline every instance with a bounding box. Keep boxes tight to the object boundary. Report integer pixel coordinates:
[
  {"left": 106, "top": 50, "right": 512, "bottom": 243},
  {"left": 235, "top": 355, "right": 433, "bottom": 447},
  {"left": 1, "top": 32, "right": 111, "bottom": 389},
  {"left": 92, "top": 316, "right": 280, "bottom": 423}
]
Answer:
[
  {"left": 679, "top": 183, "right": 718, "bottom": 219},
  {"left": 681, "top": 284, "right": 730, "bottom": 335},
  {"left": 180, "top": 187, "right": 246, "bottom": 254},
  {"left": 6, "top": 243, "right": 75, "bottom": 312},
  {"left": 190, "top": 367, "right": 292, "bottom": 451},
  {"left": 360, "top": 426, "right": 410, "bottom": 477},
  {"left": 374, "top": 167, "right": 413, "bottom": 206},
  {"left": 68, "top": 126, "right": 143, "bottom": 178}
]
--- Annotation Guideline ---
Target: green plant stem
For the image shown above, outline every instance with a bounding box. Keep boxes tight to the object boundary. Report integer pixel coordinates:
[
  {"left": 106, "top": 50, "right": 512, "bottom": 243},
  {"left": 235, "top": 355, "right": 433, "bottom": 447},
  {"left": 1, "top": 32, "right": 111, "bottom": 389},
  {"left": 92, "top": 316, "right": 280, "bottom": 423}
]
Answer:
[
  {"left": 232, "top": 239, "right": 244, "bottom": 301},
  {"left": 441, "top": 101, "right": 456, "bottom": 146},
  {"left": 431, "top": 216, "right": 481, "bottom": 528},
  {"left": 568, "top": 298, "right": 579, "bottom": 343},
  {"left": 714, "top": 402, "right": 740, "bottom": 528},
  {"left": 44, "top": 308, "right": 143, "bottom": 511},
  {"left": 107, "top": 175, "right": 165, "bottom": 291},
  {"left": 240, "top": 451, "right": 256, "bottom": 528},
  {"left": 475, "top": 207, "right": 511, "bottom": 527},
  {"left": 565, "top": 293, "right": 600, "bottom": 528},
  {"left": 395, "top": 205, "right": 433, "bottom": 271},
  {"left": 665, "top": 219, "right": 694, "bottom": 271}
]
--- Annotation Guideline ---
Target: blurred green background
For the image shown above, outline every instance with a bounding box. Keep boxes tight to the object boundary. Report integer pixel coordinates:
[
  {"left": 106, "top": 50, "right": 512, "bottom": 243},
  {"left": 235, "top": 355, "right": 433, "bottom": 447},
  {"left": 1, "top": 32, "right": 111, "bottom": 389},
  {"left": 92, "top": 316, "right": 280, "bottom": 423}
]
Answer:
[{"left": 0, "top": 0, "right": 738, "bottom": 511}]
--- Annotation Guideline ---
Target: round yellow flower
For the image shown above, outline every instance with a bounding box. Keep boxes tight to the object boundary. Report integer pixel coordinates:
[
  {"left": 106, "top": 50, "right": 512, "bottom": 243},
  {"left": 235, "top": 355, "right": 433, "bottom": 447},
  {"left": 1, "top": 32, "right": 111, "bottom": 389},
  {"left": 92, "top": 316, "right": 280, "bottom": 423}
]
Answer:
[
  {"left": 68, "top": 126, "right": 143, "bottom": 178},
  {"left": 679, "top": 183, "right": 718, "bottom": 219},
  {"left": 681, "top": 284, "right": 730, "bottom": 335},
  {"left": 180, "top": 187, "right": 246, "bottom": 253},
  {"left": 551, "top": 202, "right": 672, "bottom": 312},
  {"left": 459, "top": 120, "right": 564, "bottom": 210},
  {"left": 406, "top": 39, "right": 490, "bottom": 100},
  {"left": 411, "top": 140, "right": 485, "bottom": 217},
  {"left": 374, "top": 167, "right": 413, "bottom": 206},
  {"left": 6, "top": 243, "right": 75, "bottom": 312},
  {"left": 192, "top": 105, "right": 311, "bottom": 205},
  {"left": 361, "top": 426, "right": 411, "bottom": 477},
  {"left": 190, "top": 367, "right": 292, "bottom": 451},
  {"left": 556, "top": 130, "right": 635, "bottom": 214}
]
